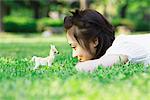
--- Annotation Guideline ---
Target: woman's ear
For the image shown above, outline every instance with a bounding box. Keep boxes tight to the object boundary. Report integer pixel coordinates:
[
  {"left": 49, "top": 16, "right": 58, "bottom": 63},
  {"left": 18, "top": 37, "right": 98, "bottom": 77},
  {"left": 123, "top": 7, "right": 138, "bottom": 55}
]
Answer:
[{"left": 93, "top": 37, "right": 99, "bottom": 48}]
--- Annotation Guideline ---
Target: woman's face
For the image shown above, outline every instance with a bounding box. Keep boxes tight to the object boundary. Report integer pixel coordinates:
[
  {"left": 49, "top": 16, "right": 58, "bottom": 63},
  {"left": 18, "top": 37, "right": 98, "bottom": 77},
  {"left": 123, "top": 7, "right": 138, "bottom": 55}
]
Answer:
[{"left": 66, "top": 26, "right": 97, "bottom": 62}]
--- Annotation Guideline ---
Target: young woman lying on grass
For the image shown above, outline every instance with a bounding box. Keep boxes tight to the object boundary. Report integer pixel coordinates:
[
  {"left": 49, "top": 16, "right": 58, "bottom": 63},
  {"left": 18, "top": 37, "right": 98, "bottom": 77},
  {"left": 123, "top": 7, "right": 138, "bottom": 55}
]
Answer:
[{"left": 64, "top": 9, "right": 150, "bottom": 72}]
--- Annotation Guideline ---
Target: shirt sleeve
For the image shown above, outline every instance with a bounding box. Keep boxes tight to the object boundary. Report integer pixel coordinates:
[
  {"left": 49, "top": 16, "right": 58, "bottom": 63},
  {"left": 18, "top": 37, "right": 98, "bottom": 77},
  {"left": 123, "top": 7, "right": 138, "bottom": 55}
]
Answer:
[{"left": 105, "top": 36, "right": 149, "bottom": 64}]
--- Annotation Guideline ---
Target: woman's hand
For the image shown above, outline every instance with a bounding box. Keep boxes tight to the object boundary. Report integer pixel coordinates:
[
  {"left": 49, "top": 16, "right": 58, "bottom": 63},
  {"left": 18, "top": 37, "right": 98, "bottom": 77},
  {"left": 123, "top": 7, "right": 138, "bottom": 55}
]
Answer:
[{"left": 75, "top": 59, "right": 99, "bottom": 72}]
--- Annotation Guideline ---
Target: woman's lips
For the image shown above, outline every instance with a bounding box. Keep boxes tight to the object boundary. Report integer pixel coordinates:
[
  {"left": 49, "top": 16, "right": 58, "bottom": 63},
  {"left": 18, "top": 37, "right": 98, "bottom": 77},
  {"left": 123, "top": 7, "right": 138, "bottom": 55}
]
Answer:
[
  {"left": 79, "top": 59, "right": 84, "bottom": 62},
  {"left": 78, "top": 58, "right": 82, "bottom": 62}
]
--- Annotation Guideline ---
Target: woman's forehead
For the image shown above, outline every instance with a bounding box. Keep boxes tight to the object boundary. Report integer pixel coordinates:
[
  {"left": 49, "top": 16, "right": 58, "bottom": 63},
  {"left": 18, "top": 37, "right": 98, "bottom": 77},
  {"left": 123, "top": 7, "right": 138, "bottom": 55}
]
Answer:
[
  {"left": 67, "top": 26, "right": 76, "bottom": 39},
  {"left": 67, "top": 33, "right": 77, "bottom": 44}
]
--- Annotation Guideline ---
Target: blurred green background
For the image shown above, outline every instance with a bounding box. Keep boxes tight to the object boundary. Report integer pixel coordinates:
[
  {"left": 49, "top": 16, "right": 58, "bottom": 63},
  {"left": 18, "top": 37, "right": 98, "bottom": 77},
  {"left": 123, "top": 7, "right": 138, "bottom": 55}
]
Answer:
[
  {"left": 0, "top": 0, "right": 149, "bottom": 34},
  {"left": 0, "top": 1, "right": 150, "bottom": 99}
]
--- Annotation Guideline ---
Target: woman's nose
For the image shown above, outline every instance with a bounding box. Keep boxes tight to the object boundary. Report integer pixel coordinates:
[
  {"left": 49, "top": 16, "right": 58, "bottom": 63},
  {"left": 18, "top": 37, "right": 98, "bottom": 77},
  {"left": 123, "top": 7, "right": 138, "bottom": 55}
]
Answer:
[{"left": 72, "top": 50, "right": 78, "bottom": 58}]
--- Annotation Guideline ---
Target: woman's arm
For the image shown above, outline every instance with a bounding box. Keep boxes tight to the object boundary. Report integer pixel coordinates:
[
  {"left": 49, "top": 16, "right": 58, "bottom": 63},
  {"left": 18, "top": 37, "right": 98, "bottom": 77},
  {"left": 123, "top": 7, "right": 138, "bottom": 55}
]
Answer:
[{"left": 75, "top": 54, "right": 128, "bottom": 72}]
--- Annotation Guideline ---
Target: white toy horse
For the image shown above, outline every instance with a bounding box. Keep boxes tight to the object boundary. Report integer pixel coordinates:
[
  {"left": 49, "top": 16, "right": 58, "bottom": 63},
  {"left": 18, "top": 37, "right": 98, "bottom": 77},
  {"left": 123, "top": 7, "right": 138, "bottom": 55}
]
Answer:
[{"left": 31, "top": 45, "right": 59, "bottom": 70}]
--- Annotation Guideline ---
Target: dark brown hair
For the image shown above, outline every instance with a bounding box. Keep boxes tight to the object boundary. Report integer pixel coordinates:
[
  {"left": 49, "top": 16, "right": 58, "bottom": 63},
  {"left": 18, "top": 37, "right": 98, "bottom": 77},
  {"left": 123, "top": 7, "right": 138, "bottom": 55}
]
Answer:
[{"left": 64, "top": 9, "right": 115, "bottom": 59}]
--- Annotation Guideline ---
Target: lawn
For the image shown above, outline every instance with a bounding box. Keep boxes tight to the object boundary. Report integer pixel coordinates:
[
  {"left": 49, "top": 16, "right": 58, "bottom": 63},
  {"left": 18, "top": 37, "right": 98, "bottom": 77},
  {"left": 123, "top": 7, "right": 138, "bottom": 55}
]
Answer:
[{"left": 0, "top": 33, "right": 149, "bottom": 100}]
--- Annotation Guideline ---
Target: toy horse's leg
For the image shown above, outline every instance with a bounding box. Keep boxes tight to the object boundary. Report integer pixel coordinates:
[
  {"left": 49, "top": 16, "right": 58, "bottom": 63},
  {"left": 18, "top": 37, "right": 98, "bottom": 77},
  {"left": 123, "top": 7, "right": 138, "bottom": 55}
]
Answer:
[
  {"left": 48, "top": 62, "right": 52, "bottom": 67},
  {"left": 33, "top": 63, "right": 39, "bottom": 70}
]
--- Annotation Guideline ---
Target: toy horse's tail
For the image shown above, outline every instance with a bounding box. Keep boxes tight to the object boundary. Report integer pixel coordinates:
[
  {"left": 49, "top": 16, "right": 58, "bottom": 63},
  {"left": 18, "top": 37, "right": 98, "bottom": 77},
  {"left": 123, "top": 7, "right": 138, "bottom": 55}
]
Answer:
[{"left": 31, "top": 56, "right": 37, "bottom": 62}]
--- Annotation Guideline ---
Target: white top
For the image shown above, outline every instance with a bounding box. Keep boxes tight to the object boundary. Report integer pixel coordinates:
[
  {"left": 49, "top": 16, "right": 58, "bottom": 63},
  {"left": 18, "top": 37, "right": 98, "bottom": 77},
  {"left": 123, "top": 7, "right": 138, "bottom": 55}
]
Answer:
[{"left": 105, "top": 34, "right": 150, "bottom": 65}]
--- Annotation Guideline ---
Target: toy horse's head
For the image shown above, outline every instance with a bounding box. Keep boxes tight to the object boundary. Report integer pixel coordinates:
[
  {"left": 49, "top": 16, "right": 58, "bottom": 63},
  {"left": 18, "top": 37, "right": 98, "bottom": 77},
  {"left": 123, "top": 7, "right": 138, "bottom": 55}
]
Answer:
[{"left": 49, "top": 45, "right": 59, "bottom": 56}]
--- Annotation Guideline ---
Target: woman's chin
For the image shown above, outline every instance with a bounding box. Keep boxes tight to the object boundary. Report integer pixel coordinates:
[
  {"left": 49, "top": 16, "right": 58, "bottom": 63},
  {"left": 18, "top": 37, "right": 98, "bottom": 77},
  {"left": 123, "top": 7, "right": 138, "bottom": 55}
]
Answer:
[
  {"left": 79, "top": 58, "right": 92, "bottom": 62},
  {"left": 79, "top": 59, "right": 85, "bottom": 62}
]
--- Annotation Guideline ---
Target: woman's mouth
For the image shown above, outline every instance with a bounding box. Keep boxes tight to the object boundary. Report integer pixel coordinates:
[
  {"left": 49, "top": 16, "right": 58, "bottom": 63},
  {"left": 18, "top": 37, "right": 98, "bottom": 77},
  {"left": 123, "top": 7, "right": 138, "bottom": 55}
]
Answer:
[
  {"left": 79, "top": 59, "right": 83, "bottom": 62},
  {"left": 78, "top": 58, "right": 82, "bottom": 62}
]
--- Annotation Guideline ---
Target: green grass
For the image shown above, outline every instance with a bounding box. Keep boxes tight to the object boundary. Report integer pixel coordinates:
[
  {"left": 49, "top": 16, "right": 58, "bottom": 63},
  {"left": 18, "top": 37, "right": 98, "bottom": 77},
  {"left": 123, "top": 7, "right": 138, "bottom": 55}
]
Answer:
[{"left": 0, "top": 33, "right": 150, "bottom": 100}]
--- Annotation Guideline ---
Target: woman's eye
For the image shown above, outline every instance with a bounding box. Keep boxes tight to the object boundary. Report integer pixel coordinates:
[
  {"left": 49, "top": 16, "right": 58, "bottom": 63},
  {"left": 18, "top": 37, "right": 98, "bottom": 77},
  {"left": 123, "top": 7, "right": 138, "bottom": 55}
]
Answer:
[{"left": 72, "top": 47, "right": 76, "bottom": 50}]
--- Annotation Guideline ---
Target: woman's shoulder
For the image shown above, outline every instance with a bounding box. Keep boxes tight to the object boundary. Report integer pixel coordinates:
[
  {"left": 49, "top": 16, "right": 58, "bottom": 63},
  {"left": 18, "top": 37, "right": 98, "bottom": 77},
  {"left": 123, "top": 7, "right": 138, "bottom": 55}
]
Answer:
[
  {"left": 112, "top": 34, "right": 128, "bottom": 46},
  {"left": 106, "top": 34, "right": 149, "bottom": 54}
]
